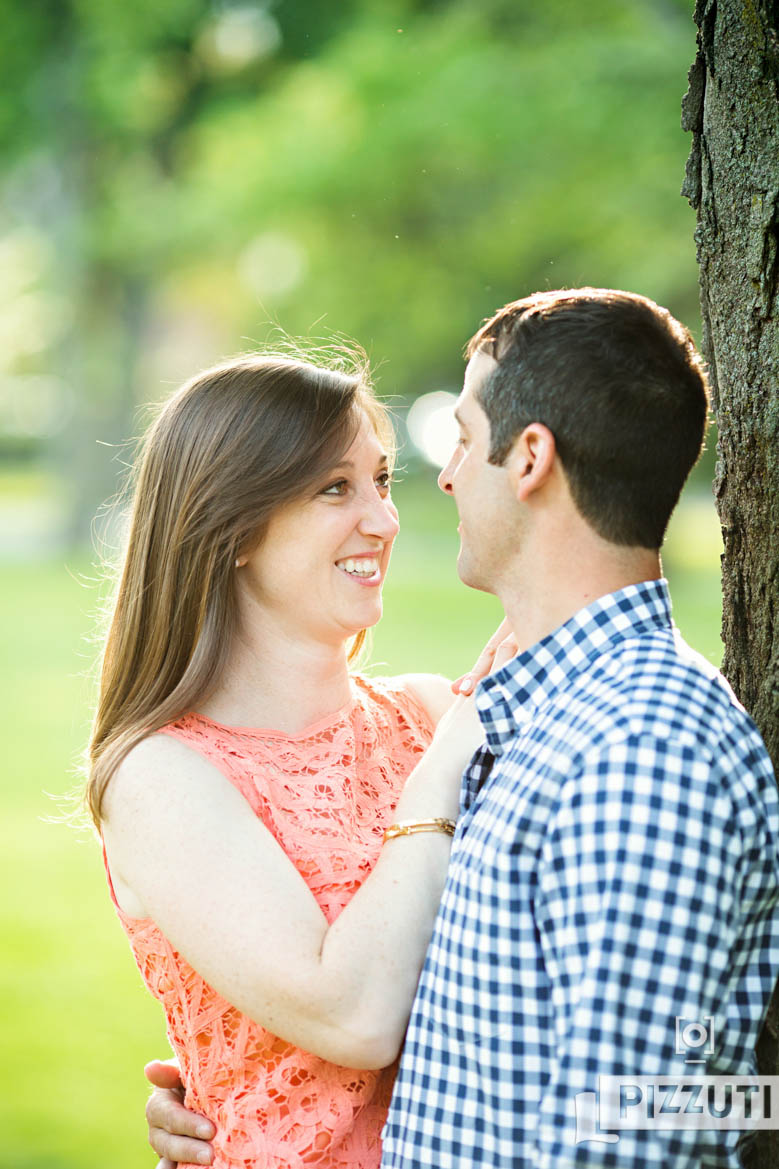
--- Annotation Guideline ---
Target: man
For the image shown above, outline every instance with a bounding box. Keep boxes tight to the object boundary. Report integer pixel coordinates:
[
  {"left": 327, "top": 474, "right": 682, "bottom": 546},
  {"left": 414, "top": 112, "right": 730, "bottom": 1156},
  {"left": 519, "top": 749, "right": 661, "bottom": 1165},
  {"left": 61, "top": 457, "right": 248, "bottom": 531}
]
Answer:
[{"left": 147, "top": 288, "right": 779, "bottom": 1167}]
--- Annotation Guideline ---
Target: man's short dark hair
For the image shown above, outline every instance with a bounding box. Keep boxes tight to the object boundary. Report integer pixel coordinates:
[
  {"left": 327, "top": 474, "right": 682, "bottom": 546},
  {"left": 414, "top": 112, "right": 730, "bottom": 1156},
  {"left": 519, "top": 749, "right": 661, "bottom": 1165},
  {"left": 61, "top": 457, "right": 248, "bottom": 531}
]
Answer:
[{"left": 467, "top": 287, "right": 710, "bottom": 549}]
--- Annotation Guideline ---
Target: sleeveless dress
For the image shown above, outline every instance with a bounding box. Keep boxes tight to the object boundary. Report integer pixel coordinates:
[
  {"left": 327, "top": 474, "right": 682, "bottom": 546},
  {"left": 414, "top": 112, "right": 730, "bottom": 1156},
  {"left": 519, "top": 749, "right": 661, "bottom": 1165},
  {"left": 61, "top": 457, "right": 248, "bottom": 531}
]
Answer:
[{"left": 103, "top": 674, "right": 435, "bottom": 1169}]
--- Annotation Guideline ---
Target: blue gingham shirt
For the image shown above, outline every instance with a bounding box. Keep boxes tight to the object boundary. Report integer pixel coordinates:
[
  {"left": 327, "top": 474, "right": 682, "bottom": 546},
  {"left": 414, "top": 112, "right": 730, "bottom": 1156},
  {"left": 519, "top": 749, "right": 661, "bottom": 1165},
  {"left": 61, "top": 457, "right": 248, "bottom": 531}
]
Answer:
[{"left": 382, "top": 580, "right": 779, "bottom": 1168}]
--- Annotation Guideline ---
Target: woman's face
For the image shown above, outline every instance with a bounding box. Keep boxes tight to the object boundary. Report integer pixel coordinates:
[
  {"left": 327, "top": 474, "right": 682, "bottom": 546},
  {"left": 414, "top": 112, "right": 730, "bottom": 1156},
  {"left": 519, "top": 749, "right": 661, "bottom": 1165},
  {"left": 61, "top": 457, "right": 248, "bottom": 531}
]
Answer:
[{"left": 236, "top": 412, "right": 399, "bottom": 647}]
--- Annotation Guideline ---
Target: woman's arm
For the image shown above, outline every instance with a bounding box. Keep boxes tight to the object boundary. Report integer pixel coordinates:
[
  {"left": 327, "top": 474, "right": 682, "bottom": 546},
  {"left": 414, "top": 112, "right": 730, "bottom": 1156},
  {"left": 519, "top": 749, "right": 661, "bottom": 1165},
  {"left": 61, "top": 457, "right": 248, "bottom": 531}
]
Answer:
[
  {"left": 102, "top": 694, "right": 482, "bottom": 1071},
  {"left": 140, "top": 625, "right": 518, "bottom": 1159}
]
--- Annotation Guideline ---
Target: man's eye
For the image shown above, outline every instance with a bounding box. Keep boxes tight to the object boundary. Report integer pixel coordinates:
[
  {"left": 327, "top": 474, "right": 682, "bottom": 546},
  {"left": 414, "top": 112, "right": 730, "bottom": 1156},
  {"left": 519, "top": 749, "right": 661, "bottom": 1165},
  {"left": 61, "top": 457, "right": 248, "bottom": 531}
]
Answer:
[{"left": 321, "top": 479, "right": 349, "bottom": 496}]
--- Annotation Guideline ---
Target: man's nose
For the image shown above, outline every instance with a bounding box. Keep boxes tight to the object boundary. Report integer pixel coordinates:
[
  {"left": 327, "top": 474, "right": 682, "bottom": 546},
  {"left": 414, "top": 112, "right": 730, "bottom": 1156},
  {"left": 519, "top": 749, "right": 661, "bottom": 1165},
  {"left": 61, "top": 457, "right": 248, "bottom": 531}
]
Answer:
[{"left": 438, "top": 458, "right": 455, "bottom": 495}]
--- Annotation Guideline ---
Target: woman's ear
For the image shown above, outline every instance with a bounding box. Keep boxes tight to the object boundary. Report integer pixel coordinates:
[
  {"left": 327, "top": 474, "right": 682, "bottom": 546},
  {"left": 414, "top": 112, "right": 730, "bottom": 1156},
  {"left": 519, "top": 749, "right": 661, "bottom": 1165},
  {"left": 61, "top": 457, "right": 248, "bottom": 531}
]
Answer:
[{"left": 505, "top": 423, "right": 557, "bottom": 502}]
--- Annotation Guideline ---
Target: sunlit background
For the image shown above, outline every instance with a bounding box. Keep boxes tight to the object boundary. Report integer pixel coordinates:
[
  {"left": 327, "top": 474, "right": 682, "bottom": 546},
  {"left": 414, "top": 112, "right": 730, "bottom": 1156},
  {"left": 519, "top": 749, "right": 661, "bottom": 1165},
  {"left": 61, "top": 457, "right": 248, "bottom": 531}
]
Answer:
[{"left": 0, "top": 2, "right": 724, "bottom": 1165}]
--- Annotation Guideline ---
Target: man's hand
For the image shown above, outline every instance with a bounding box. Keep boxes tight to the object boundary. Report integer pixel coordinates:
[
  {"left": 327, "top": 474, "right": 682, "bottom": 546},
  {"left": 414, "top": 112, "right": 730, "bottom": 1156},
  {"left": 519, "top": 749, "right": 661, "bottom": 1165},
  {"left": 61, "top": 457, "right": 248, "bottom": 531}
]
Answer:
[{"left": 145, "top": 1060, "right": 215, "bottom": 1167}]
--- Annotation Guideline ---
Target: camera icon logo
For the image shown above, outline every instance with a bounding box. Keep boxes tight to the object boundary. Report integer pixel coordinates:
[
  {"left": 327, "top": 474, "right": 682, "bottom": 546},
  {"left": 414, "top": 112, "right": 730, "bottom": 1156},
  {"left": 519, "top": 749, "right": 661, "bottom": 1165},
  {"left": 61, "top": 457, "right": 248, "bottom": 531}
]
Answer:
[{"left": 675, "top": 1016, "right": 715, "bottom": 1063}]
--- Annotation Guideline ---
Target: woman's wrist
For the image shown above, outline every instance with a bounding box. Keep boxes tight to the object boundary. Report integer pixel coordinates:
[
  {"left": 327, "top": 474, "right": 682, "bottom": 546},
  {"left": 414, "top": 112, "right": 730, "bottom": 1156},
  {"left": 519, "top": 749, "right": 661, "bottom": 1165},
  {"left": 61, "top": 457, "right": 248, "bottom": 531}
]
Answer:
[{"left": 382, "top": 817, "right": 456, "bottom": 843}]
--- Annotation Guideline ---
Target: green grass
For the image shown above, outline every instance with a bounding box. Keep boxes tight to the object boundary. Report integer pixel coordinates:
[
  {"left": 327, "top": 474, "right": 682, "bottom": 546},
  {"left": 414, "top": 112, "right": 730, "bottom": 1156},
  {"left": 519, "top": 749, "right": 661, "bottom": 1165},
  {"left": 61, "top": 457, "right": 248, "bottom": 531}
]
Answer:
[
  {"left": 0, "top": 473, "right": 722, "bottom": 1168},
  {"left": 0, "top": 560, "right": 170, "bottom": 1169}
]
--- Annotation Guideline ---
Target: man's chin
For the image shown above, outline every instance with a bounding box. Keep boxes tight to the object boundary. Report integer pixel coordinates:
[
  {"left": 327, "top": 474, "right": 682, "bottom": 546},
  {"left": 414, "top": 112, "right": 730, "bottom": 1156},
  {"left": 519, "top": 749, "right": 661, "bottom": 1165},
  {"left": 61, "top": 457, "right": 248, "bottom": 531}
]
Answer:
[{"left": 456, "top": 554, "right": 493, "bottom": 595}]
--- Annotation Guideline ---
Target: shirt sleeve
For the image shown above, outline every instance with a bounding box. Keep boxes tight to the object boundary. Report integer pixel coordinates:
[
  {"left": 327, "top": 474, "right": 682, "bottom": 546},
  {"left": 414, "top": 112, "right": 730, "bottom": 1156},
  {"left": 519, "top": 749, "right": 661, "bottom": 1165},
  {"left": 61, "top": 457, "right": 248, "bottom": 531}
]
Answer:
[{"left": 533, "top": 731, "right": 748, "bottom": 1168}]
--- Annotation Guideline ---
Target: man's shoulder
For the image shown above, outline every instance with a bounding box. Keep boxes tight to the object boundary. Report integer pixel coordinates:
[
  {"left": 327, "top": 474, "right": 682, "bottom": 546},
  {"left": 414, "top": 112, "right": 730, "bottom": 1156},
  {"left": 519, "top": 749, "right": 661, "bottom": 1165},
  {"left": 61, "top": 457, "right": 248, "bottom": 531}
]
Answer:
[
  {"left": 520, "top": 628, "right": 777, "bottom": 840},
  {"left": 564, "top": 623, "right": 764, "bottom": 763},
  {"left": 596, "top": 623, "right": 733, "bottom": 704}
]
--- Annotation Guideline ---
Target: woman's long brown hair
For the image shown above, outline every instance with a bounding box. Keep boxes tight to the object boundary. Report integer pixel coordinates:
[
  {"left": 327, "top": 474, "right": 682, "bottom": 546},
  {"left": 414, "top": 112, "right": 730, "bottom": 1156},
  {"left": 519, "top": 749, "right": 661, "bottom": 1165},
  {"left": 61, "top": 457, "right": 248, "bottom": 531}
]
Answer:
[{"left": 87, "top": 353, "right": 393, "bottom": 826}]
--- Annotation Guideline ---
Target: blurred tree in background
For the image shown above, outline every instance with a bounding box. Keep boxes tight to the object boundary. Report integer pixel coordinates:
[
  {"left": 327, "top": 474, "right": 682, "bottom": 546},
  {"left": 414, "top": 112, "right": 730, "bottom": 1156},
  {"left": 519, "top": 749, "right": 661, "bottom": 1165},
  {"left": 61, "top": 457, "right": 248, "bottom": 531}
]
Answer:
[{"left": 0, "top": 0, "right": 702, "bottom": 548}]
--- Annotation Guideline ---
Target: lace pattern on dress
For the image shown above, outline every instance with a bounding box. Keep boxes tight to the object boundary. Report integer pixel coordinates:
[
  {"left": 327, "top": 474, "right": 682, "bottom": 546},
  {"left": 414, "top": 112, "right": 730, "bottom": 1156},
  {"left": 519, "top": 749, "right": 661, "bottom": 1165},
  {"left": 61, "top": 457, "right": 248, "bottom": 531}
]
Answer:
[{"left": 104, "top": 675, "right": 435, "bottom": 1169}]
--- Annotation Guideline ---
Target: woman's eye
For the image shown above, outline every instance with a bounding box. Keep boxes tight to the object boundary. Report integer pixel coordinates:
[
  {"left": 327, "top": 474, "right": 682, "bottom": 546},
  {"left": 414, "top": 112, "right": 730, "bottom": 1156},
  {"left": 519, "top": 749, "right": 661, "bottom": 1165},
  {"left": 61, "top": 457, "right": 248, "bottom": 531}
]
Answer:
[
  {"left": 376, "top": 471, "right": 393, "bottom": 491},
  {"left": 321, "top": 479, "right": 349, "bottom": 496}
]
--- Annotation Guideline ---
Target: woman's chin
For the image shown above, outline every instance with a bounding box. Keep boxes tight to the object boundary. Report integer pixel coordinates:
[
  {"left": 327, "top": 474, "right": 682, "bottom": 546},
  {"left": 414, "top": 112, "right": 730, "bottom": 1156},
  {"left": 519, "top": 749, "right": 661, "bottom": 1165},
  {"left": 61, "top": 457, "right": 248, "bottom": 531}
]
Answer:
[
  {"left": 355, "top": 609, "right": 383, "bottom": 636},
  {"left": 346, "top": 600, "right": 383, "bottom": 640}
]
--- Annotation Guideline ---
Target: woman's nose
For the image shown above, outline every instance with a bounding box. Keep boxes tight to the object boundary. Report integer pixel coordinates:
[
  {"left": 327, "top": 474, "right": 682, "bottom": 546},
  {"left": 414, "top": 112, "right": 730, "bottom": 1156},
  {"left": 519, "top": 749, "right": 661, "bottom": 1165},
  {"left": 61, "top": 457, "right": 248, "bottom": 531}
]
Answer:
[{"left": 359, "top": 491, "right": 399, "bottom": 539}]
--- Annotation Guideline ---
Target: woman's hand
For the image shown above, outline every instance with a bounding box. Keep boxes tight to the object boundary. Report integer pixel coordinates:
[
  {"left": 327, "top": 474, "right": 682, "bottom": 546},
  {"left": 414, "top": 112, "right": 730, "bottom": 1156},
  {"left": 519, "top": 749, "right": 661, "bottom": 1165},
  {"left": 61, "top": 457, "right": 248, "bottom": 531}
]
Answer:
[
  {"left": 145, "top": 1060, "right": 215, "bottom": 1167},
  {"left": 452, "top": 618, "right": 518, "bottom": 695}
]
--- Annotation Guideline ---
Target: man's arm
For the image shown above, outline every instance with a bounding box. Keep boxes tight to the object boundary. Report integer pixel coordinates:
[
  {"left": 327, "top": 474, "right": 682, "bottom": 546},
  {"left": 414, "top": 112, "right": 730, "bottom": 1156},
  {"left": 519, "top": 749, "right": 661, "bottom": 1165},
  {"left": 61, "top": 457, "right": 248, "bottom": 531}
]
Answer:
[{"left": 533, "top": 732, "right": 749, "bottom": 1167}]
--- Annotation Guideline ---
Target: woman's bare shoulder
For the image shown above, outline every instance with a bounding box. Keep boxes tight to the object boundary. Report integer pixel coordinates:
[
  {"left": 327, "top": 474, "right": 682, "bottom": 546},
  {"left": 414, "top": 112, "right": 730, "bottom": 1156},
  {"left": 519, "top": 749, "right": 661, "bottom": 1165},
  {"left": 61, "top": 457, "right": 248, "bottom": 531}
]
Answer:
[
  {"left": 104, "top": 730, "right": 225, "bottom": 820},
  {"left": 115, "top": 729, "right": 204, "bottom": 775}
]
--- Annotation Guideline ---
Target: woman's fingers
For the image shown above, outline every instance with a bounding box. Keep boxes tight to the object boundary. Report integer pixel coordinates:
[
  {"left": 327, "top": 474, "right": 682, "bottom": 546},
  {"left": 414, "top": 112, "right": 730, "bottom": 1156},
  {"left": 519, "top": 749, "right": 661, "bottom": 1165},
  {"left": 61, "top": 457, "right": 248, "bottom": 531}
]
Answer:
[{"left": 452, "top": 618, "right": 517, "bottom": 695}]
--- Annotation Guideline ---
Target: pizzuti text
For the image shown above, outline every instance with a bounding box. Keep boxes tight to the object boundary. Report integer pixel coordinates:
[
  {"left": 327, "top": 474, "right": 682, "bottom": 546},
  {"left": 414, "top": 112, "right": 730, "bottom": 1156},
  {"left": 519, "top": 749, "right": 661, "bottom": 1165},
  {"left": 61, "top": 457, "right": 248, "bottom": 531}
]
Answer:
[{"left": 599, "top": 1076, "right": 779, "bottom": 1130}]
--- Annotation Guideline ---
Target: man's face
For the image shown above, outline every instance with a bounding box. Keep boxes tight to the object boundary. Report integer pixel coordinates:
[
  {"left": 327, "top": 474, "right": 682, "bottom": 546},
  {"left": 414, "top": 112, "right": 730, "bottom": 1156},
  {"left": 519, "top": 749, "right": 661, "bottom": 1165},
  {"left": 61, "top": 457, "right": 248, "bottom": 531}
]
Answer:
[{"left": 438, "top": 350, "right": 520, "bottom": 593}]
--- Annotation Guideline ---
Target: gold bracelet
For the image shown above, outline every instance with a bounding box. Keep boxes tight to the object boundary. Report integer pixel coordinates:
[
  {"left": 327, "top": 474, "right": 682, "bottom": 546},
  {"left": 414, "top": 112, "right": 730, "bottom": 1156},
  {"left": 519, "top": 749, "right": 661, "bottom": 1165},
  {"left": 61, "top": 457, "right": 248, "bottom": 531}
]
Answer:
[{"left": 382, "top": 818, "right": 457, "bottom": 843}]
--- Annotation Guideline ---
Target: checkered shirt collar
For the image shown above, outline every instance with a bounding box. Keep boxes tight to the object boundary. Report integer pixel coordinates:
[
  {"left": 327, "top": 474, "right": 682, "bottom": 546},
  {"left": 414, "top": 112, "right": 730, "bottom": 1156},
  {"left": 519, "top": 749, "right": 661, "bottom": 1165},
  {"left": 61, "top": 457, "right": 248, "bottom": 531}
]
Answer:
[{"left": 475, "top": 578, "right": 673, "bottom": 757}]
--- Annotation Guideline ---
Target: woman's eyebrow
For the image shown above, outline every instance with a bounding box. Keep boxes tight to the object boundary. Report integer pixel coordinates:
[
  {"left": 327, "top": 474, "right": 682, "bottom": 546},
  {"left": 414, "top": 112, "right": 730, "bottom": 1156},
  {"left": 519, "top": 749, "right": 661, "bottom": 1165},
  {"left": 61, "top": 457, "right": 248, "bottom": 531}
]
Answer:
[{"left": 331, "top": 453, "right": 389, "bottom": 470}]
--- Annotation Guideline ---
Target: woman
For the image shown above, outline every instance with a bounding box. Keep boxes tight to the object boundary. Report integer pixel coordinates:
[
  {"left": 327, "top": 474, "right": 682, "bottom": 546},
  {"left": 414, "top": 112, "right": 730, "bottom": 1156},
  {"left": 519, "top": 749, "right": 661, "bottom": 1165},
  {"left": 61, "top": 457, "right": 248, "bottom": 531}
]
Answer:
[{"left": 90, "top": 352, "right": 508, "bottom": 1169}]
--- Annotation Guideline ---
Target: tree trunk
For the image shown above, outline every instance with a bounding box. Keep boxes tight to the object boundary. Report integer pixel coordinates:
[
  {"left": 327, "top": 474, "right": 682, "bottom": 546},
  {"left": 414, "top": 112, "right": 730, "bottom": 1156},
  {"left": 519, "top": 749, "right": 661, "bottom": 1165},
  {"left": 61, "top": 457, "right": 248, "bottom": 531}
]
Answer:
[{"left": 682, "top": 1, "right": 779, "bottom": 1164}]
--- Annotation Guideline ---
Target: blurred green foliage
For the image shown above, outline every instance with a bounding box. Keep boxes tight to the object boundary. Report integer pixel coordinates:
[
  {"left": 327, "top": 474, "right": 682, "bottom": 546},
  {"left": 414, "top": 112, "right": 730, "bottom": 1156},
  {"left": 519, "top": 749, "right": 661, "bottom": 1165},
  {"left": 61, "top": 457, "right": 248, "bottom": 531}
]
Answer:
[{"left": 0, "top": 0, "right": 707, "bottom": 541}]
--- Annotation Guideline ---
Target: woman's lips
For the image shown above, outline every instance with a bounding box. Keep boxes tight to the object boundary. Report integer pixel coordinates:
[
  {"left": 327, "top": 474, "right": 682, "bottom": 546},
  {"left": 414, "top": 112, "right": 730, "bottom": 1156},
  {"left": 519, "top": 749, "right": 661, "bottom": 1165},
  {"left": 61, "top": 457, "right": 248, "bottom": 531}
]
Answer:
[{"left": 334, "top": 553, "right": 383, "bottom": 587}]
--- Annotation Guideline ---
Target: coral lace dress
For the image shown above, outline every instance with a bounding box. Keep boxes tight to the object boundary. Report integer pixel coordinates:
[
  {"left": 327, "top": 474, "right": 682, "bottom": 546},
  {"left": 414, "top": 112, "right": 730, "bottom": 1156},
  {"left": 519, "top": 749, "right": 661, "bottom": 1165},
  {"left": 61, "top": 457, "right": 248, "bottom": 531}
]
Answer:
[{"left": 103, "top": 675, "right": 435, "bottom": 1169}]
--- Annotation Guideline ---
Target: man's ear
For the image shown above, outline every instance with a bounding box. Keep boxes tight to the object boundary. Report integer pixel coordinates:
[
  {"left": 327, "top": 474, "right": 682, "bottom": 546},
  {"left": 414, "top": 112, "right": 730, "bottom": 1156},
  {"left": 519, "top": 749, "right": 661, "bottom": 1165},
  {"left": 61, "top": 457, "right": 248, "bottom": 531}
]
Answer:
[{"left": 505, "top": 424, "right": 557, "bottom": 502}]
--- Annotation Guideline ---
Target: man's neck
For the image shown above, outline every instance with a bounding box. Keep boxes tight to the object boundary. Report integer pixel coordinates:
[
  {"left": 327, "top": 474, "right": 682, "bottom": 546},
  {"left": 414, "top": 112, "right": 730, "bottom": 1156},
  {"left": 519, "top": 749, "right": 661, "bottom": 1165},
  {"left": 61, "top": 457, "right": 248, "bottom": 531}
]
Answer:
[{"left": 498, "top": 532, "right": 662, "bottom": 655}]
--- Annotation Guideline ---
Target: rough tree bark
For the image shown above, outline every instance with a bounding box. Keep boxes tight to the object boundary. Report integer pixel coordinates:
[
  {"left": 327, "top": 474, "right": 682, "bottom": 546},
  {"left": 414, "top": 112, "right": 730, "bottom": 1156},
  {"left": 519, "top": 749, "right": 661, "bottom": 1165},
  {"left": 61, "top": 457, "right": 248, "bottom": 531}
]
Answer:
[{"left": 682, "top": 1, "right": 779, "bottom": 1164}]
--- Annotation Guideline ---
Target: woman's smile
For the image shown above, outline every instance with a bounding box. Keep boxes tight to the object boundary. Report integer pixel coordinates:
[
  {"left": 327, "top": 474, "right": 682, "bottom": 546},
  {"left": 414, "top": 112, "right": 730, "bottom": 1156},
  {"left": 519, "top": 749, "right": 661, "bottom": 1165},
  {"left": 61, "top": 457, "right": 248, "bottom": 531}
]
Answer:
[{"left": 335, "top": 552, "right": 383, "bottom": 586}]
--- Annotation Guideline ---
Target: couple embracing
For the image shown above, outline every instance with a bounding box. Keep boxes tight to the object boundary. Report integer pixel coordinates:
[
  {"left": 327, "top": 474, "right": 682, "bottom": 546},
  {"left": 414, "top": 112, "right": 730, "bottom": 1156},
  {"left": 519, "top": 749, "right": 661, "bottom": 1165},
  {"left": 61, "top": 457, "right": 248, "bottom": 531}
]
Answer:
[{"left": 89, "top": 288, "right": 779, "bottom": 1169}]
